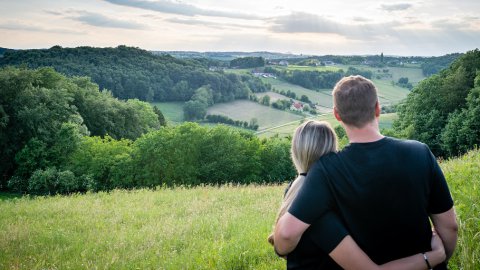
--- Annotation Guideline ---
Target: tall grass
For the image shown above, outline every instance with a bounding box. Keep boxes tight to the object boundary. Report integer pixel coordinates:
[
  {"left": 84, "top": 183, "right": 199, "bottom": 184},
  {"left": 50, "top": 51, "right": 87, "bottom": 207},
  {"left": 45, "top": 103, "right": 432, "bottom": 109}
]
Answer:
[
  {"left": 0, "top": 185, "right": 285, "bottom": 269},
  {"left": 441, "top": 149, "right": 480, "bottom": 269},
  {"left": 0, "top": 150, "right": 478, "bottom": 269}
]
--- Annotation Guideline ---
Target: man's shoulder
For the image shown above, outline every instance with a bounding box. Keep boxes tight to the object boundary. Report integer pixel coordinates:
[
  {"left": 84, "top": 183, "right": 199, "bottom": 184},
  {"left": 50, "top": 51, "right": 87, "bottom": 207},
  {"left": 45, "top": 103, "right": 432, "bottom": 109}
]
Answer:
[{"left": 385, "top": 137, "right": 431, "bottom": 155}]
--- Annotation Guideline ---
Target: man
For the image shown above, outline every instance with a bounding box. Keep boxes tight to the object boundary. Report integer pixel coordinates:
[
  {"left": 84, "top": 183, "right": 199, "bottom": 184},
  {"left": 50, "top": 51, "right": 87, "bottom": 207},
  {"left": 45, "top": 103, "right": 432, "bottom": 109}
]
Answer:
[{"left": 274, "top": 75, "right": 458, "bottom": 269}]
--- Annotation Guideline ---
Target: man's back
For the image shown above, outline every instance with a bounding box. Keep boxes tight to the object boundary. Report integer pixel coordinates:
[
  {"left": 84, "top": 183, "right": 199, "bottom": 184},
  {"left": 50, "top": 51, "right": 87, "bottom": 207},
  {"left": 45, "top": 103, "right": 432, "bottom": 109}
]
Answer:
[{"left": 290, "top": 137, "right": 453, "bottom": 266}]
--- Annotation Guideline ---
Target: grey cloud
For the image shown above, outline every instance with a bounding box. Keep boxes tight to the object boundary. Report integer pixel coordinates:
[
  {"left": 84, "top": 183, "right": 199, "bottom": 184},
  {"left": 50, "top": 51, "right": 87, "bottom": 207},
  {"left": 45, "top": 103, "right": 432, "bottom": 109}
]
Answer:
[
  {"left": 69, "top": 11, "right": 147, "bottom": 29},
  {"left": 380, "top": 3, "right": 413, "bottom": 12},
  {"left": 44, "top": 10, "right": 63, "bottom": 16},
  {"left": 0, "top": 21, "right": 84, "bottom": 34},
  {"left": 270, "top": 12, "right": 342, "bottom": 34},
  {"left": 269, "top": 12, "right": 398, "bottom": 40},
  {"left": 103, "top": 0, "right": 262, "bottom": 20},
  {"left": 353, "top": 17, "right": 371, "bottom": 22},
  {"left": 166, "top": 17, "right": 260, "bottom": 30}
]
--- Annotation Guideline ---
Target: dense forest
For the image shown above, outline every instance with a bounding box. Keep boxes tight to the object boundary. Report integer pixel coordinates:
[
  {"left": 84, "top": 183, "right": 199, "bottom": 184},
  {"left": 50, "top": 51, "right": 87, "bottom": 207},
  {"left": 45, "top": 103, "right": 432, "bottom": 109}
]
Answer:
[
  {"left": 230, "top": 57, "right": 265, "bottom": 68},
  {"left": 0, "top": 46, "right": 266, "bottom": 104},
  {"left": 0, "top": 67, "right": 167, "bottom": 190},
  {"left": 394, "top": 49, "right": 480, "bottom": 157}
]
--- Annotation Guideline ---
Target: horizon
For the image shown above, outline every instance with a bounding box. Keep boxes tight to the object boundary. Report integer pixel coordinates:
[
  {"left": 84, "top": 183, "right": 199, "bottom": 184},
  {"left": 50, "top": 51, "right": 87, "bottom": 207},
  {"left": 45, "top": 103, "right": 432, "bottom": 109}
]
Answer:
[
  {"left": 1, "top": 0, "right": 479, "bottom": 56},
  {"left": 0, "top": 45, "right": 471, "bottom": 58}
]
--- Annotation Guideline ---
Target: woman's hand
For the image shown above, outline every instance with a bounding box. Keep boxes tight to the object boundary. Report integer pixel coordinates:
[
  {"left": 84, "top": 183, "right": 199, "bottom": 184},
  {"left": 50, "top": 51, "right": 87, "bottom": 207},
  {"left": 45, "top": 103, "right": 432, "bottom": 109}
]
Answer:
[{"left": 428, "top": 230, "right": 446, "bottom": 266}]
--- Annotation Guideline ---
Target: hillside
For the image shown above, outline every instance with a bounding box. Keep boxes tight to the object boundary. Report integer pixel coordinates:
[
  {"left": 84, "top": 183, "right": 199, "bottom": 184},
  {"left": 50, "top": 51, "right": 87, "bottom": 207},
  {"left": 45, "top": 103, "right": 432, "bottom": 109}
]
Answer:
[
  {"left": 0, "top": 149, "right": 478, "bottom": 269},
  {"left": 0, "top": 46, "right": 261, "bottom": 103}
]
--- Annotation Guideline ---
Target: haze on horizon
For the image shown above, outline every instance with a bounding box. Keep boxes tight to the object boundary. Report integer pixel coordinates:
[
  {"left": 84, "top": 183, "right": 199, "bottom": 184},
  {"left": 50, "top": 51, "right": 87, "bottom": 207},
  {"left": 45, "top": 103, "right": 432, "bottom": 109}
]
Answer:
[{"left": 1, "top": 0, "right": 479, "bottom": 56}]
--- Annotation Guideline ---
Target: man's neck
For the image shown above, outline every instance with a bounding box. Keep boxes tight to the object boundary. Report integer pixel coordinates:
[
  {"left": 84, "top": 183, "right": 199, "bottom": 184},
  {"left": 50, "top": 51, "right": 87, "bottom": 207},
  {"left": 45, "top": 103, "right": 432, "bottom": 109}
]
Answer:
[{"left": 344, "top": 121, "right": 384, "bottom": 143}]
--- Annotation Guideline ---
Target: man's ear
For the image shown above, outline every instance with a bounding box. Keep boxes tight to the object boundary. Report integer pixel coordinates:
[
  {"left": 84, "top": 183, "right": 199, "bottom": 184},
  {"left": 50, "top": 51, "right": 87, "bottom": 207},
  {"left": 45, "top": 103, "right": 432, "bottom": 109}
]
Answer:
[
  {"left": 375, "top": 101, "right": 381, "bottom": 117},
  {"left": 333, "top": 107, "right": 342, "bottom": 122}
]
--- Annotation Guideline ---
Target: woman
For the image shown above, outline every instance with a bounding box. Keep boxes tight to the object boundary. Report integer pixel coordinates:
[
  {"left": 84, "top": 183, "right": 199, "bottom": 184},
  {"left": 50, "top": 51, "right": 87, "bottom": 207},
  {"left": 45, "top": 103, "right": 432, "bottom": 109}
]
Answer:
[{"left": 269, "top": 120, "right": 446, "bottom": 269}]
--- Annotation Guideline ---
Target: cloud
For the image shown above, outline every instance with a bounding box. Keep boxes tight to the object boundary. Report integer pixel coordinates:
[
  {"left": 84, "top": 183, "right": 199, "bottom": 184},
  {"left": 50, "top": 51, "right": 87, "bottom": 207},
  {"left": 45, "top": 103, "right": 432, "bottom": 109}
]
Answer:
[
  {"left": 69, "top": 11, "right": 147, "bottom": 29},
  {"left": 269, "top": 12, "right": 399, "bottom": 40},
  {"left": 269, "top": 12, "right": 342, "bottom": 34},
  {"left": 0, "top": 21, "right": 84, "bottom": 34},
  {"left": 166, "top": 17, "right": 261, "bottom": 30},
  {"left": 380, "top": 3, "right": 413, "bottom": 12},
  {"left": 103, "top": 0, "right": 262, "bottom": 20},
  {"left": 353, "top": 17, "right": 371, "bottom": 22}
]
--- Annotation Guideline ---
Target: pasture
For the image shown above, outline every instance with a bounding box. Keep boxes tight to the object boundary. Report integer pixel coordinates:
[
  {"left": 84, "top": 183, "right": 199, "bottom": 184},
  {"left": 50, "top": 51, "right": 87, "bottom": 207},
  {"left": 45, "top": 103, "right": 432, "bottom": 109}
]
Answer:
[
  {"left": 150, "top": 102, "right": 185, "bottom": 123},
  {"left": 206, "top": 100, "right": 304, "bottom": 130},
  {"left": 0, "top": 149, "right": 478, "bottom": 269}
]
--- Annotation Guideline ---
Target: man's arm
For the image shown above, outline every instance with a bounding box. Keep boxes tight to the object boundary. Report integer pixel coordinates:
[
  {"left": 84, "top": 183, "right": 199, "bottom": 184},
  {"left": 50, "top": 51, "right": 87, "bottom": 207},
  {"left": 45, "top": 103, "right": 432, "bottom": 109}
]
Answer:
[
  {"left": 273, "top": 212, "right": 310, "bottom": 255},
  {"left": 430, "top": 207, "right": 458, "bottom": 260},
  {"left": 329, "top": 234, "right": 446, "bottom": 270}
]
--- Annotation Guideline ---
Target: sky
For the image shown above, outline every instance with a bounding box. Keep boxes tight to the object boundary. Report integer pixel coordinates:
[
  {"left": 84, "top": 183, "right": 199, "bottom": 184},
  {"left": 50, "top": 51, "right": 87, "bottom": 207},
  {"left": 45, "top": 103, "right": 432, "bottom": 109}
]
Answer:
[{"left": 1, "top": 0, "right": 479, "bottom": 56}]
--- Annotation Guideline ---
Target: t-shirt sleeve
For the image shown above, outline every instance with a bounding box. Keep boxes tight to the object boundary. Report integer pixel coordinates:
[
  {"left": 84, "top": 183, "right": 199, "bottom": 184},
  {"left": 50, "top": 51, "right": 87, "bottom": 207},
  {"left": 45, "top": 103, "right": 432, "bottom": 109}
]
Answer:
[
  {"left": 426, "top": 146, "right": 454, "bottom": 214},
  {"left": 308, "top": 211, "right": 349, "bottom": 254},
  {"left": 287, "top": 161, "right": 333, "bottom": 224}
]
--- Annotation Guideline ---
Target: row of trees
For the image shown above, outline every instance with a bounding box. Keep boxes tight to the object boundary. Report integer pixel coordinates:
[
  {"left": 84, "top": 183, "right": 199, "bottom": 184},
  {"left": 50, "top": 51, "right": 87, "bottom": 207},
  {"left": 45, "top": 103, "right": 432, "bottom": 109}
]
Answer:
[
  {"left": 394, "top": 49, "right": 480, "bottom": 157},
  {"left": 230, "top": 57, "right": 265, "bottom": 68},
  {"left": 205, "top": 115, "right": 259, "bottom": 130},
  {"left": 9, "top": 122, "right": 295, "bottom": 195},
  {"left": 264, "top": 66, "right": 372, "bottom": 91},
  {"left": 0, "top": 67, "right": 165, "bottom": 190}
]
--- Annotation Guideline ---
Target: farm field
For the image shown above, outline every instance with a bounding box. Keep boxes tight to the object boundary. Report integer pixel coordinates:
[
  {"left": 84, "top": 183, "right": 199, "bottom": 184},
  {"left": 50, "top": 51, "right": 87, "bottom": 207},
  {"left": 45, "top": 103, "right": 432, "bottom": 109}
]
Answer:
[
  {"left": 254, "top": 91, "right": 289, "bottom": 103},
  {"left": 258, "top": 112, "right": 398, "bottom": 138},
  {"left": 0, "top": 149, "right": 478, "bottom": 270},
  {"left": 150, "top": 102, "right": 184, "bottom": 123},
  {"left": 260, "top": 77, "right": 333, "bottom": 111},
  {"left": 206, "top": 100, "right": 303, "bottom": 130},
  {"left": 372, "top": 79, "right": 411, "bottom": 106}
]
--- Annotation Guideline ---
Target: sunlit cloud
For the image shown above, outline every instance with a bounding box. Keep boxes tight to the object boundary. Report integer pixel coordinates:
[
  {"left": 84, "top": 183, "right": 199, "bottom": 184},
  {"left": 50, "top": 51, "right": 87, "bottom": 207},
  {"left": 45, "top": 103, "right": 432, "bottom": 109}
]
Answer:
[{"left": 103, "top": 0, "right": 263, "bottom": 20}]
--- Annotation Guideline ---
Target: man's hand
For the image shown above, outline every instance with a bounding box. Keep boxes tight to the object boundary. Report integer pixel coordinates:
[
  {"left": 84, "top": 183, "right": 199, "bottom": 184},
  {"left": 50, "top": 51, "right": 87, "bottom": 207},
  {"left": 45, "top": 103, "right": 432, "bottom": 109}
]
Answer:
[{"left": 273, "top": 212, "right": 310, "bottom": 256}]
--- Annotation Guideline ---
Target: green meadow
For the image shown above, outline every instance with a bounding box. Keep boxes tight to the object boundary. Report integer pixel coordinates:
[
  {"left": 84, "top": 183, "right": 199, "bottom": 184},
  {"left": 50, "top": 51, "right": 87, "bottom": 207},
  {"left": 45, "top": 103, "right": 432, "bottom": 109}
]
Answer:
[
  {"left": 206, "top": 100, "right": 303, "bottom": 130},
  {"left": 1, "top": 149, "right": 478, "bottom": 269},
  {"left": 150, "top": 102, "right": 185, "bottom": 124}
]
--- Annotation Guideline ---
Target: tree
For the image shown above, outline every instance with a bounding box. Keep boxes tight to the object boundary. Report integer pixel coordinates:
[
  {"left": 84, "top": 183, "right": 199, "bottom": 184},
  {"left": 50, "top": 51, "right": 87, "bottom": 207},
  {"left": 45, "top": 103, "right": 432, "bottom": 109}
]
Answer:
[
  {"left": 261, "top": 95, "right": 271, "bottom": 106},
  {"left": 153, "top": 105, "right": 167, "bottom": 127},
  {"left": 183, "top": 100, "right": 207, "bottom": 120}
]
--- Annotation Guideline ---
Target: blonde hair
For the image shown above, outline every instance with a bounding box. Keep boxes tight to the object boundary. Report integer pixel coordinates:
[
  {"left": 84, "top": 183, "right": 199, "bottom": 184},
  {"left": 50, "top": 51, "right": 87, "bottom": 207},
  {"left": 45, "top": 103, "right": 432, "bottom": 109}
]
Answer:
[
  {"left": 332, "top": 75, "right": 378, "bottom": 128},
  {"left": 268, "top": 120, "right": 338, "bottom": 245}
]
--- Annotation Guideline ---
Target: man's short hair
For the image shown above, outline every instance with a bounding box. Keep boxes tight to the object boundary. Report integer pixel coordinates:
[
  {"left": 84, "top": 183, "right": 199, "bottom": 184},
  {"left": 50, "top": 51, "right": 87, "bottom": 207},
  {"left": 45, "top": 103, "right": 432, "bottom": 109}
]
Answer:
[{"left": 332, "top": 75, "right": 378, "bottom": 128}]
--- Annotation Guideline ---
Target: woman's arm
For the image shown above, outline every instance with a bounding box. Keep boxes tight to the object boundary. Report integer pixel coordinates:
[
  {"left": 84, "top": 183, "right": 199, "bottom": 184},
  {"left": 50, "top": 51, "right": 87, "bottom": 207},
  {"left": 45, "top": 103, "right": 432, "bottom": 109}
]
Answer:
[{"left": 329, "top": 233, "right": 446, "bottom": 270}]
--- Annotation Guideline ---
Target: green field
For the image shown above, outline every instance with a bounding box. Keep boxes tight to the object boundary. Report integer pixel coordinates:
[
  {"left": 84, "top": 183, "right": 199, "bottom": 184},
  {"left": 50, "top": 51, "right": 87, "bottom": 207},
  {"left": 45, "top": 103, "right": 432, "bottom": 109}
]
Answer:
[
  {"left": 206, "top": 100, "right": 304, "bottom": 130},
  {"left": 150, "top": 102, "right": 185, "bottom": 123},
  {"left": 258, "top": 112, "right": 398, "bottom": 138},
  {"left": 1, "top": 149, "right": 478, "bottom": 269},
  {"left": 260, "top": 77, "right": 333, "bottom": 112}
]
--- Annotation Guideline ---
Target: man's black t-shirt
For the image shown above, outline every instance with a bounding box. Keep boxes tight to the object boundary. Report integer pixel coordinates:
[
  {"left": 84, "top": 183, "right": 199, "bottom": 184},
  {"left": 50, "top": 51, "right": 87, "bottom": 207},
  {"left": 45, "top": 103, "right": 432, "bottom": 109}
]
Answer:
[{"left": 288, "top": 137, "right": 453, "bottom": 267}]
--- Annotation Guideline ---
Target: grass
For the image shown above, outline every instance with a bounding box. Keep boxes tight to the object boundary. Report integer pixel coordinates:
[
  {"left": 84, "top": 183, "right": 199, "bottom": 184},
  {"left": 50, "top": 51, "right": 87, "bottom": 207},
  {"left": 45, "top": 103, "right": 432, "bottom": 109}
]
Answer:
[
  {"left": 260, "top": 77, "right": 333, "bottom": 111},
  {"left": 150, "top": 102, "right": 185, "bottom": 123},
  {"left": 206, "top": 100, "right": 303, "bottom": 130},
  {"left": 0, "top": 149, "right": 478, "bottom": 269},
  {"left": 440, "top": 149, "right": 480, "bottom": 269},
  {"left": 258, "top": 113, "right": 398, "bottom": 138},
  {"left": 379, "top": 113, "right": 398, "bottom": 129},
  {"left": 0, "top": 185, "right": 285, "bottom": 269}
]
